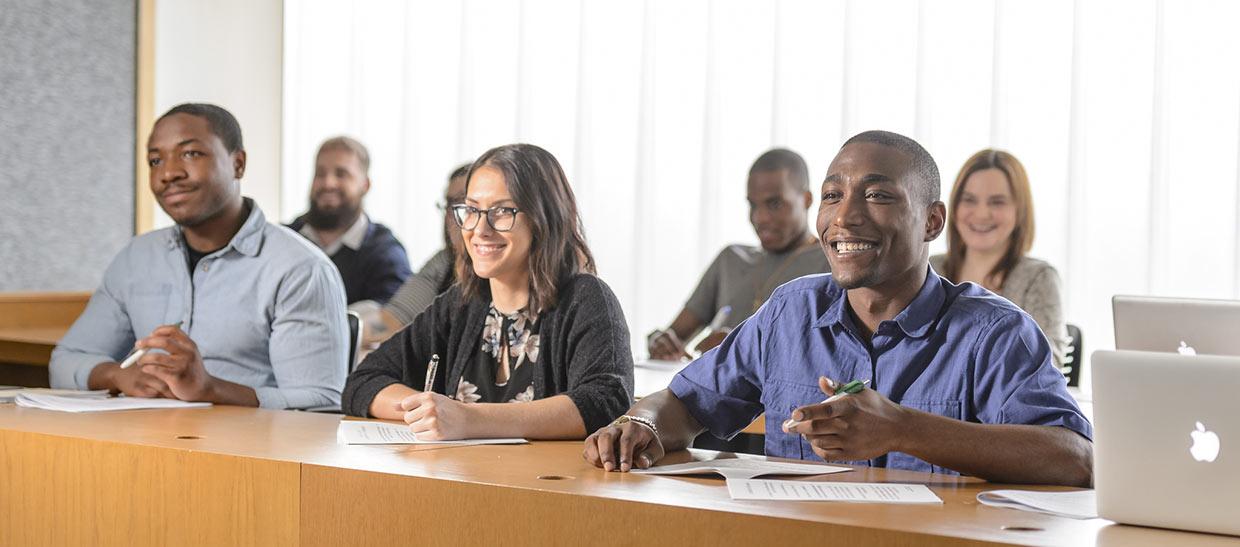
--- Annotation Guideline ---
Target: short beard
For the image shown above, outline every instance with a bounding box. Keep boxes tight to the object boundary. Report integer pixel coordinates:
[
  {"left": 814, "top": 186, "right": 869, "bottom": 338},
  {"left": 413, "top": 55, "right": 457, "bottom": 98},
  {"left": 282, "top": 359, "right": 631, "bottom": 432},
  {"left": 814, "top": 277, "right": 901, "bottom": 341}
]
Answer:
[{"left": 306, "top": 200, "right": 361, "bottom": 231}]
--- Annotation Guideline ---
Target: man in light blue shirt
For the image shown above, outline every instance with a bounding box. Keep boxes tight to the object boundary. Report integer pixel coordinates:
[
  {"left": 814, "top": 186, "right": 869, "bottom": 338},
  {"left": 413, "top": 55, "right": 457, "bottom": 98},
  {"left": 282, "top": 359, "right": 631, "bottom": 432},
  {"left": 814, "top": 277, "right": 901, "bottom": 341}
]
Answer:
[
  {"left": 585, "top": 130, "right": 1093, "bottom": 487},
  {"left": 50, "top": 103, "right": 348, "bottom": 410}
]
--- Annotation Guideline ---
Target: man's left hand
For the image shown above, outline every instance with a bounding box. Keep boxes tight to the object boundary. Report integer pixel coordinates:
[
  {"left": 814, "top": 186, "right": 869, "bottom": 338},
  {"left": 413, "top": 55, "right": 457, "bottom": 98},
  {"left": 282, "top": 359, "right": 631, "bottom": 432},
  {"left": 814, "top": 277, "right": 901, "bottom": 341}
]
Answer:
[{"left": 782, "top": 376, "right": 912, "bottom": 461}]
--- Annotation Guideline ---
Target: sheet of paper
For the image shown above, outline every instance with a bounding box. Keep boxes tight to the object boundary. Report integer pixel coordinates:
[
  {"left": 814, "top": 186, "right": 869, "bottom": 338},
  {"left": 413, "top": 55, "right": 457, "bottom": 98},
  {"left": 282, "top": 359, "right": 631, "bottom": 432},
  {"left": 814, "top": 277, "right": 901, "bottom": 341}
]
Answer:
[
  {"left": 727, "top": 479, "right": 943, "bottom": 503},
  {"left": 14, "top": 392, "right": 211, "bottom": 412},
  {"left": 0, "top": 388, "right": 109, "bottom": 403},
  {"left": 631, "top": 457, "right": 851, "bottom": 479},
  {"left": 976, "top": 489, "right": 1097, "bottom": 519},
  {"left": 336, "top": 420, "right": 528, "bottom": 446}
]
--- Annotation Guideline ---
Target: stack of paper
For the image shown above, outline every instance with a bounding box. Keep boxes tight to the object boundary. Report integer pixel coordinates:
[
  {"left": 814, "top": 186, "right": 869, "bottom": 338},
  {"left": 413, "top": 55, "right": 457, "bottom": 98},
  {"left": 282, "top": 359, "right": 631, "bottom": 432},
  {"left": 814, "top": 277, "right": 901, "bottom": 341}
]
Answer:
[
  {"left": 0, "top": 388, "right": 109, "bottom": 404},
  {"left": 976, "top": 489, "right": 1098, "bottom": 519},
  {"left": 728, "top": 479, "right": 943, "bottom": 503},
  {"left": 14, "top": 393, "right": 211, "bottom": 412},
  {"left": 336, "top": 420, "right": 528, "bottom": 446}
]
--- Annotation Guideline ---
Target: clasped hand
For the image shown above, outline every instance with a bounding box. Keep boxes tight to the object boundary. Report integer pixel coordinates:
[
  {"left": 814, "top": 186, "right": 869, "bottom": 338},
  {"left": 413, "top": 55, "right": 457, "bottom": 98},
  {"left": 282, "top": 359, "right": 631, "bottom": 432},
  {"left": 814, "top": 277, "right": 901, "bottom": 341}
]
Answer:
[{"left": 113, "top": 323, "right": 213, "bottom": 401}]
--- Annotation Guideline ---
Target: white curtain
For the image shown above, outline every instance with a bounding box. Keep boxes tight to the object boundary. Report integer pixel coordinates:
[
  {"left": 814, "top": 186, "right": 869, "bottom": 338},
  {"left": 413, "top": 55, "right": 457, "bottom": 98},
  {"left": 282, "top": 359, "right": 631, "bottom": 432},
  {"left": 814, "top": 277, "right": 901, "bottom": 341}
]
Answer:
[{"left": 283, "top": 0, "right": 1240, "bottom": 383}]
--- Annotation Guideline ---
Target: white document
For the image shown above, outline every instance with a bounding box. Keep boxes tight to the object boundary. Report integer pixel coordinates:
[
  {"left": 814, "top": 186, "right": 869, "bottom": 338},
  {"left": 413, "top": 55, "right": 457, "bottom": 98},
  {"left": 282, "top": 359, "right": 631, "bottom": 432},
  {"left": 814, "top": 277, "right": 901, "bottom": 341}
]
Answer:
[
  {"left": 728, "top": 479, "right": 943, "bottom": 504},
  {"left": 0, "top": 388, "right": 109, "bottom": 404},
  {"left": 631, "top": 457, "right": 851, "bottom": 479},
  {"left": 976, "top": 489, "right": 1098, "bottom": 519},
  {"left": 14, "top": 392, "right": 211, "bottom": 412},
  {"left": 335, "top": 420, "right": 528, "bottom": 446}
]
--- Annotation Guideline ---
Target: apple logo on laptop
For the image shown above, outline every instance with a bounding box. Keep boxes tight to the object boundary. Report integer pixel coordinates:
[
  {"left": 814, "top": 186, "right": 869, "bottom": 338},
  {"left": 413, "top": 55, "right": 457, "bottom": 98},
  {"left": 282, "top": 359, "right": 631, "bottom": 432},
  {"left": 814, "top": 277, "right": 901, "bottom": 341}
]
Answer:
[
  {"left": 1178, "top": 341, "right": 1197, "bottom": 356},
  {"left": 1190, "top": 422, "right": 1220, "bottom": 463}
]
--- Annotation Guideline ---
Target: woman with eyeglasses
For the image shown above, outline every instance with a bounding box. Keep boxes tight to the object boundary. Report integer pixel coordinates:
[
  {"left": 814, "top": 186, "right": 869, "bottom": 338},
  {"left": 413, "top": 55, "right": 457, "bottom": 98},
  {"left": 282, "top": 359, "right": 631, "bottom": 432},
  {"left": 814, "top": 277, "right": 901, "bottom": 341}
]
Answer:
[{"left": 342, "top": 144, "right": 634, "bottom": 440}]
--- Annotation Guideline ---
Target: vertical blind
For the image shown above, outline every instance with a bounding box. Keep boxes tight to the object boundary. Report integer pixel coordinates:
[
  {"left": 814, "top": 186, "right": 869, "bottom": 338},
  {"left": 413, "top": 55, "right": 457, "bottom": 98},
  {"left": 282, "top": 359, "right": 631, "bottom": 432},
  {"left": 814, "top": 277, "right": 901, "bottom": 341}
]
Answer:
[{"left": 284, "top": 0, "right": 1240, "bottom": 380}]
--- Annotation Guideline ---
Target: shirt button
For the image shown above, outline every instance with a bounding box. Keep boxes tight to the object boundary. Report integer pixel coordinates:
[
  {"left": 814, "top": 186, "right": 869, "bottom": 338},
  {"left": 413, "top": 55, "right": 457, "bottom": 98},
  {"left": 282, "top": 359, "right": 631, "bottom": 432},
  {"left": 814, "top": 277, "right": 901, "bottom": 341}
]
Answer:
[{"left": 202, "top": 264, "right": 209, "bottom": 272}]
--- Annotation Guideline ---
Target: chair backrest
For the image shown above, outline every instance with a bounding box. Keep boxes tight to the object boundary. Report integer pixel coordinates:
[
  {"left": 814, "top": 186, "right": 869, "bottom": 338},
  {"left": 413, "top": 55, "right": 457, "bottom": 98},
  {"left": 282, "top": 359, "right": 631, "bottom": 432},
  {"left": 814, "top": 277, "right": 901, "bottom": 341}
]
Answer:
[
  {"left": 1063, "top": 323, "right": 1083, "bottom": 387},
  {"left": 346, "top": 311, "right": 363, "bottom": 374}
]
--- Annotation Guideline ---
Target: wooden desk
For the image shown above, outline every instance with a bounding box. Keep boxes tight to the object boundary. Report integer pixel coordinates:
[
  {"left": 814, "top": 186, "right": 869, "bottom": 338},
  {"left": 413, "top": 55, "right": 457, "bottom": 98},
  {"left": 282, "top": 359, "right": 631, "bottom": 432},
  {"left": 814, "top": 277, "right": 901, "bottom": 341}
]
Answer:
[
  {"left": 2, "top": 406, "right": 1233, "bottom": 546},
  {"left": 0, "top": 292, "right": 89, "bottom": 387}
]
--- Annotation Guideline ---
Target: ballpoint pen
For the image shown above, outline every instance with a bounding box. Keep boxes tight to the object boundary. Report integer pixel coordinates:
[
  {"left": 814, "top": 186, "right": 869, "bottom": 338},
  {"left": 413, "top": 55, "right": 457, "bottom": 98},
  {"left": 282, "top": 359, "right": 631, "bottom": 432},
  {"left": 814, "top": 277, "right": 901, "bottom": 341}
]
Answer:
[
  {"left": 423, "top": 353, "right": 440, "bottom": 393},
  {"left": 781, "top": 379, "right": 871, "bottom": 430},
  {"left": 119, "top": 321, "right": 184, "bottom": 369}
]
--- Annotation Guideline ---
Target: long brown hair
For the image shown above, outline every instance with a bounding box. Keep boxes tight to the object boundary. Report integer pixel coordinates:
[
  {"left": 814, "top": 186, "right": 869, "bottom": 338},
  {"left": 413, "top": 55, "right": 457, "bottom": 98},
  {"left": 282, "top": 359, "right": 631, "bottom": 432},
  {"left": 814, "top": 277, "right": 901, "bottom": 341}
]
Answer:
[
  {"left": 455, "top": 144, "right": 596, "bottom": 313},
  {"left": 942, "top": 149, "right": 1035, "bottom": 288}
]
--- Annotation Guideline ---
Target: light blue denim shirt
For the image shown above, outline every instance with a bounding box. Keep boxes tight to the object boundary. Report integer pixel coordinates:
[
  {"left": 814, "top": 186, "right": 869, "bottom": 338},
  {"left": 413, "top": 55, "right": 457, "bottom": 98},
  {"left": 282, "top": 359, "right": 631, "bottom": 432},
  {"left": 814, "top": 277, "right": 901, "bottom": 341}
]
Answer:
[
  {"left": 669, "top": 267, "right": 1091, "bottom": 475},
  {"left": 50, "top": 199, "right": 349, "bottom": 409}
]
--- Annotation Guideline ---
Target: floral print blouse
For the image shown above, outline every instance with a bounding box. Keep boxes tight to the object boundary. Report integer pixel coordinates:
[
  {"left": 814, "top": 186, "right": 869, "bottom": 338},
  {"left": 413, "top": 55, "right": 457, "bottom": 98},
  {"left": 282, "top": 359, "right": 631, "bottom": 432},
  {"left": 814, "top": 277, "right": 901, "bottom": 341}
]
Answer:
[{"left": 455, "top": 304, "right": 540, "bottom": 404}]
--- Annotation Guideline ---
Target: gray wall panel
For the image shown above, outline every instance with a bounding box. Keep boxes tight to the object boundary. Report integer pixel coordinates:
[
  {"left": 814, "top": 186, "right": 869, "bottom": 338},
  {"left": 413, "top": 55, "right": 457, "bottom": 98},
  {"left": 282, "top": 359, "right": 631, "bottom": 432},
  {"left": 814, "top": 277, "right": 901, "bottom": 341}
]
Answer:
[{"left": 0, "top": 0, "right": 136, "bottom": 291}]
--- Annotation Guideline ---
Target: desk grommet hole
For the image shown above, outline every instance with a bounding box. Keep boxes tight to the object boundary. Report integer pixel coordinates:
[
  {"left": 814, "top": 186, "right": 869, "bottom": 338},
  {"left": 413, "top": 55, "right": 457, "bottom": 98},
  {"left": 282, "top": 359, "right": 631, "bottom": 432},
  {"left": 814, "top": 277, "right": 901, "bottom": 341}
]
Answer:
[
  {"left": 1001, "top": 526, "right": 1044, "bottom": 532},
  {"left": 537, "top": 475, "right": 573, "bottom": 481},
  {"left": 175, "top": 435, "right": 201, "bottom": 440}
]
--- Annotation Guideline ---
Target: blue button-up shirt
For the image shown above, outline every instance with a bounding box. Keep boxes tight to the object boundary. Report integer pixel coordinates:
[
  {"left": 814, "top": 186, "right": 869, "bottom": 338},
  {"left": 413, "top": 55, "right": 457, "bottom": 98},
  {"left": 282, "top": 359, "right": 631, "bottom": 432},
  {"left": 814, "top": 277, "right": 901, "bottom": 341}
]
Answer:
[
  {"left": 50, "top": 199, "right": 349, "bottom": 410},
  {"left": 668, "top": 267, "right": 1091, "bottom": 474}
]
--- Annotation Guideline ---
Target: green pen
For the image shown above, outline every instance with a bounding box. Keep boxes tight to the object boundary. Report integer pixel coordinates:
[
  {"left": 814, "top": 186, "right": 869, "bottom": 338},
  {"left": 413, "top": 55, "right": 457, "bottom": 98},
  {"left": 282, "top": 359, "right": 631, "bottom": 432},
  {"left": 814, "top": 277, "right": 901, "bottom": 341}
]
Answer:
[{"left": 781, "top": 378, "right": 871, "bottom": 430}]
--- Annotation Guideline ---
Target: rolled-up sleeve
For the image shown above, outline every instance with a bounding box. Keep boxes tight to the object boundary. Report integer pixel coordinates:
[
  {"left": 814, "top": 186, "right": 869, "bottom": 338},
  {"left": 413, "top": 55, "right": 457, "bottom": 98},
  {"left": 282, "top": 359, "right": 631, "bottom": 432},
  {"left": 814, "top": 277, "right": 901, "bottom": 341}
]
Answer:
[
  {"left": 262, "top": 259, "right": 349, "bottom": 409},
  {"left": 49, "top": 255, "right": 135, "bottom": 390},
  {"left": 973, "top": 311, "right": 1093, "bottom": 440},
  {"left": 668, "top": 295, "right": 772, "bottom": 440}
]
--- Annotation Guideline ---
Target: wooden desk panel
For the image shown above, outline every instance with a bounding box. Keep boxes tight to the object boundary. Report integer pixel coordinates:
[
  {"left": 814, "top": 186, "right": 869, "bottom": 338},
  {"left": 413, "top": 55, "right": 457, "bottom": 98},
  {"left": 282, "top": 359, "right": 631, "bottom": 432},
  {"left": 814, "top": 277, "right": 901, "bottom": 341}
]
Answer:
[
  {"left": 0, "top": 292, "right": 90, "bottom": 329},
  {"left": 0, "top": 292, "right": 88, "bottom": 386},
  {"left": 2, "top": 406, "right": 1237, "bottom": 547},
  {"left": 0, "top": 428, "right": 298, "bottom": 546},
  {"left": 301, "top": 442, "right": 1108, "bottom": 547}
]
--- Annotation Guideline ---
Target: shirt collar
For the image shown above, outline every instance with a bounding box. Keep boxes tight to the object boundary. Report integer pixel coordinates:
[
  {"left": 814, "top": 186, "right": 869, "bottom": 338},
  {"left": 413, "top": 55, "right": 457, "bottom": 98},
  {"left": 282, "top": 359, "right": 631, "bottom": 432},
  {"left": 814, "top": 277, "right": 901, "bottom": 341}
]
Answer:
[
  {"left": 166, "top": 197, "right": 266, "bottom": 257},
  {"left": 813, "top": 265, "right": 944, "bottom": 339},
  {"left": 299, "top": 213, "right": 368, "bottom": 255}
]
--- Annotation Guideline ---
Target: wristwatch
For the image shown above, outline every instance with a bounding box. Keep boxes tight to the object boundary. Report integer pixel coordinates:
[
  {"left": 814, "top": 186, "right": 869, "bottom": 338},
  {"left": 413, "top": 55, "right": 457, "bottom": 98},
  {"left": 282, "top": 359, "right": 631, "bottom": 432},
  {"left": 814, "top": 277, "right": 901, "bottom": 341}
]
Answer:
[{"left": 611, "top": 414, "right": 658, "bottom": 436}]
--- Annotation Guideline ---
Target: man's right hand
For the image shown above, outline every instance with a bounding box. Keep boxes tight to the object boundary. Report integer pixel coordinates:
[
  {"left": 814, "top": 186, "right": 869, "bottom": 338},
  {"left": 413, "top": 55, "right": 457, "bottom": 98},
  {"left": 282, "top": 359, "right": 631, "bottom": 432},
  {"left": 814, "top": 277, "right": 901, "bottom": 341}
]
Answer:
[
  {"left": 93, "top": 363, "right": 174, "bottom": 398},
  {"left": 647, "top": 329, "right": 692, "bottom": 361},
  {"left": 583, "top": 419, "right": 665, "bottom": 472}
]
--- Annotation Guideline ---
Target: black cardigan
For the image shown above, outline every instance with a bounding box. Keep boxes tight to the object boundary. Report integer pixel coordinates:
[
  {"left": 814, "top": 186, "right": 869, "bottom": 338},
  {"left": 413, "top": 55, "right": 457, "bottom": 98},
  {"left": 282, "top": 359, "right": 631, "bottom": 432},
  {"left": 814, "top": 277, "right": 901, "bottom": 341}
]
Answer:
[{"left": 342, "top": 273, "right": 635, "bottom": 433}]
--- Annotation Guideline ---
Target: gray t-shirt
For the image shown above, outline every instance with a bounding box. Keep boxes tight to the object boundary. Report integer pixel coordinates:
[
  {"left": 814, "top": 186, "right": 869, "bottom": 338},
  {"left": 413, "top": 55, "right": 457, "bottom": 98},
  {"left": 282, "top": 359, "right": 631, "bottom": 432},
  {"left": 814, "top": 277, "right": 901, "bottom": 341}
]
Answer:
[{"left": 684, "top": 242, "right": 829, "bottom": 329}]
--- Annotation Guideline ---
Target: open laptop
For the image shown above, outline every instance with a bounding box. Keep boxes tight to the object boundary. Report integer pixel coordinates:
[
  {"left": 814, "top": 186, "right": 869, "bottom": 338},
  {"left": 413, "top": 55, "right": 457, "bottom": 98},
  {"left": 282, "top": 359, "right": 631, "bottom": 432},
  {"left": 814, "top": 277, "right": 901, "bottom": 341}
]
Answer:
[
  {"left": 1112, "top": 295, "right": 1240, "bottom": 356},
  {"left": 1092, "top": 350, "right": 1240, "bottom": 536}
]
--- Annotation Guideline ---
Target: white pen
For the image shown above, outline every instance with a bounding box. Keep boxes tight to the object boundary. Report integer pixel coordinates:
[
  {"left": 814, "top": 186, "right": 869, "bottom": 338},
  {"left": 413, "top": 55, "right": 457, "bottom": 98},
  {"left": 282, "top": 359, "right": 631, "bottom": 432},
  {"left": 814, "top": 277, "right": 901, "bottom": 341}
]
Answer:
[
  {"left": 119, "top": 321, "right": 184, "bottom": 369},
  {"left": 781, "top": 379, "right": 871, "bottom": 431},
  {"left": 707, "top": 305, "right": 732, "bottom": 332}
]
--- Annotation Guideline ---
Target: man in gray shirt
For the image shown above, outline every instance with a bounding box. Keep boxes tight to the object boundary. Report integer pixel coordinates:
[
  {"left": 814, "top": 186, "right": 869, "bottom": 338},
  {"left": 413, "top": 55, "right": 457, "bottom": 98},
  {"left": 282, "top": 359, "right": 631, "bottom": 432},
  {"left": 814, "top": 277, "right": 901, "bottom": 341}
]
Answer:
[
  {"left": 50, "top": 103, "right": 348, "bottom": 410},
  {"left": 648, "top": 148, "right": 829, "bottom": 360}
]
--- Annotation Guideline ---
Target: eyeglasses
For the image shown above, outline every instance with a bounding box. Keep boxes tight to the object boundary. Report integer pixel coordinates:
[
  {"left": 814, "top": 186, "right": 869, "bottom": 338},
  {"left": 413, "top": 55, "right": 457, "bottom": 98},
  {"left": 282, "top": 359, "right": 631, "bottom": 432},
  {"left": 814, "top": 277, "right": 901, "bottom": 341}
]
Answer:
[{"left": 451, "top": 204, "right": 521, "bottom": 232}]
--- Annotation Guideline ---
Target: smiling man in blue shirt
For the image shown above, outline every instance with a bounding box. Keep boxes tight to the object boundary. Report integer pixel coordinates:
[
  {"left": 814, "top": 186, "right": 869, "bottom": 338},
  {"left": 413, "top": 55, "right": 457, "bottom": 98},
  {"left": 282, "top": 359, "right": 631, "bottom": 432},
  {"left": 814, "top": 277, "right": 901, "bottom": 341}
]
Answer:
[
  {"left": 50, "top": 103, "right": 348, "bottom": 410},
  {"left": 585, "top": 130, "right": 1092, "bottom": 487}
]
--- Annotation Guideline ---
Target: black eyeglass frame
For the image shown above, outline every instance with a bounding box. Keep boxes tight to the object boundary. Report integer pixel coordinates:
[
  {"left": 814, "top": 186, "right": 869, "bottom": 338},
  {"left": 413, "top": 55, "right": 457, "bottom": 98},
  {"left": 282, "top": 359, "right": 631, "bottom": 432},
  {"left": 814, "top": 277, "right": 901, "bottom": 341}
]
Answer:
[{"left": 450, "top": 204, "right": 522, "bottom": 232}]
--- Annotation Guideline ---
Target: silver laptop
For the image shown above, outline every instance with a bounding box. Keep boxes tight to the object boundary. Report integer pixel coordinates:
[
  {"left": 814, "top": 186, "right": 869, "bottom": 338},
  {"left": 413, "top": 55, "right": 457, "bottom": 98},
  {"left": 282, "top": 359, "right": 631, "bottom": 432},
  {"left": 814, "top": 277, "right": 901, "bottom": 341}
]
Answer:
[
  {"left": 1093, "top": 350, "right": 1240, "bottom": 536},
  {"left": 1113, "top": 295, "right": 1240, "bottom": 356}
]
